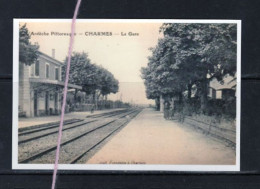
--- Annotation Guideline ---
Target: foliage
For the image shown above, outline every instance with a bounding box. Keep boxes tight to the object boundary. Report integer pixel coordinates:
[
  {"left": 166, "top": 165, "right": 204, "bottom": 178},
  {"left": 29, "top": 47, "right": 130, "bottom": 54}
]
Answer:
[
  {"left": 142, "top": 23, "right": 237, "bottom": 115},
  {"left": 62, "top": 52, "right": 119, "bottom": 98},
  {"left": 98, "top": 66, "right": 119, "bottom": 96},
  {"left": 19, "top": 24, "right": 39, "bottom": 65},
  {"left": 160, "top": 23, "right": 237, "bottom": 81}
]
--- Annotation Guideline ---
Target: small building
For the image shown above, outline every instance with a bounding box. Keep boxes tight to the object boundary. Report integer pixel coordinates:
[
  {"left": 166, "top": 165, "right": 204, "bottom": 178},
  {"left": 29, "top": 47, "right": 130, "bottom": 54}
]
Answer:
[
  {"left": 19, "top": 50, "right": 82, "bottom": 117},
  {"left": 208, "top": 87, "right": 217, "bottom": 99},
  {"left": 220, "top": 88, "right": 236, "bottom": 101},
  {"left": 208, "top": 75, "right": 236, "bottom": 100}
]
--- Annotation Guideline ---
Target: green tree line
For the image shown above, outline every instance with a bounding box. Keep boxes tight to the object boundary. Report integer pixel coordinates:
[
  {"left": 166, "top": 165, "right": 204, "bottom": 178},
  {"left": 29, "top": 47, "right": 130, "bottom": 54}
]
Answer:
[
  {"left": 141, "top": 23, "right": 237, "bottom": 115},
  {"left": 62, "top": 52, "right": 119, "bottom": 106}
]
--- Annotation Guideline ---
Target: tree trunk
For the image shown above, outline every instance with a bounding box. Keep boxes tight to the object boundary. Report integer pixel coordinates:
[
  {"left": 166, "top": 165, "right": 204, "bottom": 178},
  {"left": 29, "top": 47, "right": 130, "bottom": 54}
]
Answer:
[
  {"left": 187, "top": 83, "right": 192, "bottom": 101},
  {"left": 179, "top": 92, "right": 183, "bottom": 105},
  {"left": 92, "top": 91, "right": 96, "bottom": 109},
  {"left": 101, "top": 95, "right": 105, "bottom": 110},
  {"left": 74, "top": 89, "right": 78, "bottom": 102},
  {"left": 96, "top": 92, "right": 101, "bottom": 110},
  {"left": 177, "top": 92, "right": 183, "bottom": 113},
  {"left": 155, "top": 97, "right": 160, "bottom": 111},
  {"left": 200, "top": 78, "right": 208, "bottom": 114}
]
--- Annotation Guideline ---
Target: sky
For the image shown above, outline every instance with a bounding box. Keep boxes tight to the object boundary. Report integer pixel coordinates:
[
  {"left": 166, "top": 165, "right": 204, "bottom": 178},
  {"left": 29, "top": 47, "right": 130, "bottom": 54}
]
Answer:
[{"left": 22, "top": 21, "right": 163, "bottom": 105}]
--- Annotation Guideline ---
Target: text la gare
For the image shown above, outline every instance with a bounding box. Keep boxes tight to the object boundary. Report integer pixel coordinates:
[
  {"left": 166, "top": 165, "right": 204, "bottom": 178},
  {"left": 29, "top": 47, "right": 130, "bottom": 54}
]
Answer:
[{"left": 121, "top": 32, "right": 139, "bottom": 36}]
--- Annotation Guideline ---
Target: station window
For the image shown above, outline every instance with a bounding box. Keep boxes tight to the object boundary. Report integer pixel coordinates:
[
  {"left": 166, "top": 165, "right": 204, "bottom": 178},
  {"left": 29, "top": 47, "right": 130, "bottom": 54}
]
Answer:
[
  {"left": 55, "top": 67, "right": 59, "bottom": 80},
  {"left": 46, "top": 63, "right": 49, "bottom": 78},
  {"left": 30, "top": 64, "right": 35, "bottom": 76},
  {"left": 35, "top": 61, "right": 39, "bottom": 76}
]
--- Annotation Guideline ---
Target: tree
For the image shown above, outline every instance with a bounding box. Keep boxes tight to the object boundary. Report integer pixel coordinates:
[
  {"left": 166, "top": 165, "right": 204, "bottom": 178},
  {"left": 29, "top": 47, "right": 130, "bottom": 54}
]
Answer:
[
  {"left": 141, "top": 66, "right": 161, "bottom": 110},
  {"left": 141, "top": 36, "right": 186, "bottom": 106},
  {"left": 99, "top": 67, "right": 119, "bottom": 96},
  {"left": 142, "top": 23, "right": 237, "bottom": 114},
  {"left": 62, "top": 52, "right": 119, "bottom": 107},
  {"left": 160, "top": 23, "right": 236, "bottom": 111},
  {"left": 63, "top": 52, "right": 100, "bottom": 101},
  {"left": 91, "top": 65, "right": 119, "bottom": 107},
  {"left": 96, "top": 66, "right": 119, "bottom": 109},
  {"left": 19, "top": 24, "right": 39, "bottom": 65}
]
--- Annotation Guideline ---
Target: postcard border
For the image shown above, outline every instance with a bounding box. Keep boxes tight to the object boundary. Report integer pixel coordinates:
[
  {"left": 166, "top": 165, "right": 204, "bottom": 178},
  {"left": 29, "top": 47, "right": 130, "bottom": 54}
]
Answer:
[{"left": 12, "top": 19, "right": 241, "bottom": 171}]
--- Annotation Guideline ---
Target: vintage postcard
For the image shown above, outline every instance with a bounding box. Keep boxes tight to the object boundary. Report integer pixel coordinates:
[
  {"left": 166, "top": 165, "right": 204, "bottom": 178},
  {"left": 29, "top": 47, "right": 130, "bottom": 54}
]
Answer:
[{"left": 13, "top": 19, "right": 241, "bottom": 171}]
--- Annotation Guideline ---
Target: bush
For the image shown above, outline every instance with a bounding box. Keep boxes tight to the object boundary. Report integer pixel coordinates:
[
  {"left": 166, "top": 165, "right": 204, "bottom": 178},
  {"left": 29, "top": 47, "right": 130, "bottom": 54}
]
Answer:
[
  {"left": 174, "top": 97, "right": 235, "bottom": 119},
  {"left": 205, "top": 98, "right": 235, "bottom": 118}
]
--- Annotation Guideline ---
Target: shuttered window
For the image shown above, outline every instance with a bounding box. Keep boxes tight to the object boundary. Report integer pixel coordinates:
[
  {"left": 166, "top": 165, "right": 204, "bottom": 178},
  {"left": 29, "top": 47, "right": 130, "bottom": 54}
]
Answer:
[
  {"left": 55, "top": 67, "right": 59, "bottom": 80},
  {"left": 35, "top": 61, "right": 39, "bottom": 76},
  {"left": 46, "top": 64, "right": 49, "bottom": 78}
]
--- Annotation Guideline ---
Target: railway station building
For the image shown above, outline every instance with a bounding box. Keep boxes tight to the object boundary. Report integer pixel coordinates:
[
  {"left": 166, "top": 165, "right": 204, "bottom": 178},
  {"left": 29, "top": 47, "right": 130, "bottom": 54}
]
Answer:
[{"left": 19, "top": 50, "right": 82, "bottom": 117}]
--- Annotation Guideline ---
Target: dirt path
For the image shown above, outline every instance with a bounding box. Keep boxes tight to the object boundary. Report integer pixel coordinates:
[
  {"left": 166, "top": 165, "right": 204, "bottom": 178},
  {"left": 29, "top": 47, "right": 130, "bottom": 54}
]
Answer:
[{"left": 87, "top": 108, "right": 236, "bottom": 165}]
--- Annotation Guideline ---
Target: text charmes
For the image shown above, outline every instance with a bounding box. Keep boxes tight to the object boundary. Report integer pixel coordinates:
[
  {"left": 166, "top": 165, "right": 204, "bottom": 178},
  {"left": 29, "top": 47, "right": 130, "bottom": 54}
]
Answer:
[{"left": 85, "top": 31, "right": 113, "bottom": 36}]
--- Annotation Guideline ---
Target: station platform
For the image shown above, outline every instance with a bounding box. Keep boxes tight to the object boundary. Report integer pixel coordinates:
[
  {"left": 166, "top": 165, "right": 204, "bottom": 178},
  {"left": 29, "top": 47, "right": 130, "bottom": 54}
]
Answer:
[
  {"left": 18, "top": 108, "right": 124, "bottom": 128},
  {"left": 87, "top": 108, "right": 236, "bottom": 165}
]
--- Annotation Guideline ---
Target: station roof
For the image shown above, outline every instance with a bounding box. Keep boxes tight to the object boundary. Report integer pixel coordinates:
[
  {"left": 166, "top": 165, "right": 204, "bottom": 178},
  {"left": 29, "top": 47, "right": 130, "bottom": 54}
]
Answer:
[
  {"left": 209, "top": 75, "right": 236, "bottom": 91},
  {"left": 29, "top": 78, "right": 82, "bottom": 90}
]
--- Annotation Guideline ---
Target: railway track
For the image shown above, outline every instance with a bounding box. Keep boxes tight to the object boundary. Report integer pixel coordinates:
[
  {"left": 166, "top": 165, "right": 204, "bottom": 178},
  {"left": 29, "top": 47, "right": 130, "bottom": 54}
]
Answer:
[
  {"left": 18, "top": 119, "right": 83, "bottom": 133},
  {"left": 86, "top": 109, "right": 130, "bottom": 118},
  {"left": 70, "top": 110, "right": 141, "bottom": 164},
  {"left": 18, "top": 108, "right": 133, "bottom": 144},
  {"left": 18, "top": 119, "right": 96, "bottom": 144},
  {"left": 18, "top": 108, "right": 142, "bottom": 164}
]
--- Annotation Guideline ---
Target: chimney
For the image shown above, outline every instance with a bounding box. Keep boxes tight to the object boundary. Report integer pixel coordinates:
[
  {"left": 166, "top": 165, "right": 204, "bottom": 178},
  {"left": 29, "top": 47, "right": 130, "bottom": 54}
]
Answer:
[{"left": 52, "top": 49, "right": 55, "bottom": 59}]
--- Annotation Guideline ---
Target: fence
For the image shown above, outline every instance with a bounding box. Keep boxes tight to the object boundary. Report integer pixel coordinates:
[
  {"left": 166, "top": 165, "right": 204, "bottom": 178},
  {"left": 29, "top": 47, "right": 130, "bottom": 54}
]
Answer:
[{"left": 182, "top": 115, "right": 236, "bottom": 147}]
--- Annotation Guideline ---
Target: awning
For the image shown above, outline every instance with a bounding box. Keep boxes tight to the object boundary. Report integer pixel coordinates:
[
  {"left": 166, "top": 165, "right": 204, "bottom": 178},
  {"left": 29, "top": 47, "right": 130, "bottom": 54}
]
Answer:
[{"left": 29, "top": 78, "right": 82, "bottom": 90}]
